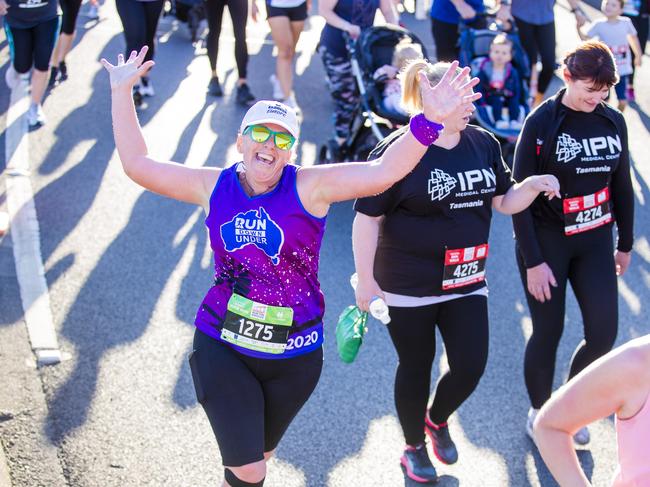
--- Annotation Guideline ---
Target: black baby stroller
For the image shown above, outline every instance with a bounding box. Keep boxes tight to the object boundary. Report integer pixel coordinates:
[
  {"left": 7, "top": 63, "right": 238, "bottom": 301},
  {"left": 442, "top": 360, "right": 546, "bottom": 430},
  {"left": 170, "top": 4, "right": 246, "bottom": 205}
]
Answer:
[
  {"left": 166, "top": 0, "right": 206, "bottom": 43},
  {"left": 458, "top": 17, "right": 531, "bottom": 163},
  {"left": 319, "top": 25, "right": 428, "bottom": 163}
]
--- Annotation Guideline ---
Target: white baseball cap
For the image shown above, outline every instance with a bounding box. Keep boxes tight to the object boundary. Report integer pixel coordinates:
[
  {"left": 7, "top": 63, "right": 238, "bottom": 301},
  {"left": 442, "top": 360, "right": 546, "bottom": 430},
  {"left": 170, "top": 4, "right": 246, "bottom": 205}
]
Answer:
[{"left": 240, "top": 100, "right": 300, "bottom": 139}]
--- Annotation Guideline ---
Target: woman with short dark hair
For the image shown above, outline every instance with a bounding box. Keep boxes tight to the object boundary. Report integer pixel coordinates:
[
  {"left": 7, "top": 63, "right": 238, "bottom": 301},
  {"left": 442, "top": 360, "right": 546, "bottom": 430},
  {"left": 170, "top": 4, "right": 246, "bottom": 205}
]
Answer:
[{"left": 513, "top": 40, "right": 635, "bottom": 446}]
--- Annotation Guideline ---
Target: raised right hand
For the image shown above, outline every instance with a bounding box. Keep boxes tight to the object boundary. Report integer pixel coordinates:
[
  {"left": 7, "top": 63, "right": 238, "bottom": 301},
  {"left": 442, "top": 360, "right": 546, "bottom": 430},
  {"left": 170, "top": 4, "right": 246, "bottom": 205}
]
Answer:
[
  {"left": 418, "top": 61, "right": 482, "bottom": 124},
  {"left": 355, "top": 276, "right": 385, "bottom": 313},
  {"left": 100, "top": 46, "right": 154, "bottom": 93},
  {"left": 527, "top": 262, "right": 557, "bottom": 303},
  {"left": 347, "top": 23, "right": 361, "bottom": 40}
]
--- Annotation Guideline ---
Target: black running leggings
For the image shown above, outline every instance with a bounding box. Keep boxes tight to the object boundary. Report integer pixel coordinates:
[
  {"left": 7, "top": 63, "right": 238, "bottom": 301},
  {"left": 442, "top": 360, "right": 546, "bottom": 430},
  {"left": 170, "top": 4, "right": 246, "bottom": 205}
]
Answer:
[
  {"left": 431, "top": 17, "right": 486, "bottom": 62},
  {"left": 516, "top": 225, "right": 618, "bottom": 410},
  {"left": 514, "top": 16, "right": 556, "bottom": 95},
  {"left": 189, "top": 329, "right": 323, "bottom": 467},
  {"left": 115, "top": 0, "right": 164, "bottom": 63},
  {"left": 205, "top": 0, "right": 249, "bottom": 78},
  {"left": 5, "top": 17, "right": 59, "bottom": 73},
  {"left": 387, "top": 295, "right": 489, "bottom": 446},
  {"left": 59, "top": 0, "right": 82, "bottom": 35}
]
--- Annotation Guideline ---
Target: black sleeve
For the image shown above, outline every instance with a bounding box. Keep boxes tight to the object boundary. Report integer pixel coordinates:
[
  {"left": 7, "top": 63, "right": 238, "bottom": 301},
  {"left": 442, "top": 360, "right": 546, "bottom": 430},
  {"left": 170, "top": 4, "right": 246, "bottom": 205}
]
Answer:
[
  {"left": 610, "top": 115, "right": 634, "bottom": 252},
  {"left": 354, "top": 126, "right": 408, "bottom": 216},
  {"left": 488, "top": 131, "right": 514, "bottom": 196},
  {"left": 511, "top": 114, "right": 545, "bottom": 268}
]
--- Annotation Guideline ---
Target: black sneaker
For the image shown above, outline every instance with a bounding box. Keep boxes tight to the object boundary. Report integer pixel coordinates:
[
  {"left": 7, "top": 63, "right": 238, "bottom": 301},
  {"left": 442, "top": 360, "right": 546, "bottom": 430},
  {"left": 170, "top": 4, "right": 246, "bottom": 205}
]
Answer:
[
  {"left": 236, "top": 82, "right": 255, "bottom": 106},
  {"left": 400, "top": 443, "right": 438, "bottom": 484},
  {"left": 48, "top": 66, "right": 59, "bottom": 88},
  {"left": 133, "top": 85, "right": 143, "bottom": 108},
  {"left": 59, "top": 61, "right": 68, "bottom": 81},
  {"left": 207, "top": 76, "right": 223, "bottom": 97},
  {"left": 326, "top": 138, "right": 344, "bottom": 162},
  {"left": 424, "top": 415, "right": 458, "bottom": 465}
]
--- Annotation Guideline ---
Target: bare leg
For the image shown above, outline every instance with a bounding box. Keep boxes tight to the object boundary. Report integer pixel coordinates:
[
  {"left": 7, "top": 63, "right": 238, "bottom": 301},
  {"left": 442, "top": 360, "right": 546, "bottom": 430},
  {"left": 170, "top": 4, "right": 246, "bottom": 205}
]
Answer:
[
  {"left": 31, "top": 69, "right": 49, "bottom": 105},
  {"left": 268, "top": 16, "right": 303, "bottom": 99},
  {"left": 222, "top": 459, "right": 266, "bottom": 487},
  {"left": 51, "top": 31, "right": 75, "bottom": 66}
]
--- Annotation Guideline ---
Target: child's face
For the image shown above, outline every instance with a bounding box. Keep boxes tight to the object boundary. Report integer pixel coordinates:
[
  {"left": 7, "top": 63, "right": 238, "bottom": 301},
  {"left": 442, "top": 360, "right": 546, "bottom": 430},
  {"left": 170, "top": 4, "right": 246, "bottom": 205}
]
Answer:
[
  {"left": 602, "top": 0, "right": 622, "bottom": 17},
  {"left": 490, "top": 44, "right": 512, "bottom": 65}
]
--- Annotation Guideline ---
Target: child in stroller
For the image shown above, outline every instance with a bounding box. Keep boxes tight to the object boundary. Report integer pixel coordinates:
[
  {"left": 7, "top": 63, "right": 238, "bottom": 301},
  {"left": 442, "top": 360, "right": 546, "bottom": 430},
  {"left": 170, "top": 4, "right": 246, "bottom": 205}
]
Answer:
[
  {"left": 373, "top": 38, "right": 424, "bottom": 116},
  {"left": 477, "top": 34, "right": 522, "bottom": 130},
  {"left": 319, "top": 25, "right": 428, "bottom": 163},
  {"left": 458, "top": 17, "right": 530, "bottom": 161}
]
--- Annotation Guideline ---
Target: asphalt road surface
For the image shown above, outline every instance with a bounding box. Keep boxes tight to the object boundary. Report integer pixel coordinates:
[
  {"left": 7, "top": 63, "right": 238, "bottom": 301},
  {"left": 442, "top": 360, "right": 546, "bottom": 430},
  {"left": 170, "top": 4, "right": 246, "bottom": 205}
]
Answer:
[{"left": 1, "top": 1, "right": 649, "bottom": 486}]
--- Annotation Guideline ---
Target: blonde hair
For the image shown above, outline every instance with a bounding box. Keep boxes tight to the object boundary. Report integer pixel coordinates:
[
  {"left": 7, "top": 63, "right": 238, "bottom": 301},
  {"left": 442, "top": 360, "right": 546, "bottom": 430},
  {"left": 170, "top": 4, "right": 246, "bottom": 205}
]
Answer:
[
  {"left": 490, "top": 33, "right": 513, "bottom": 50},
  {"left": 401, "top": 60, "right": 462, "bottom": 115},
  {"left": 392, "top": 40, "right": 424, "bottom": 71}
]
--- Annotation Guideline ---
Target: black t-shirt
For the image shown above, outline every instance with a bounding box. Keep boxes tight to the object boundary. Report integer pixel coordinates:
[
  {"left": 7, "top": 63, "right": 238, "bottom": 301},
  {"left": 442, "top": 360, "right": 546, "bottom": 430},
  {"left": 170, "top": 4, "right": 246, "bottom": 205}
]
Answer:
[
  {"left": 525, "top": 107, "right": 623, "bottom": 227},
  {"left": 354, "top": 125, "right": 514, "bottom": 297},
  {"left": 6, "top": 0, "right": 59, "bottom": 28}
]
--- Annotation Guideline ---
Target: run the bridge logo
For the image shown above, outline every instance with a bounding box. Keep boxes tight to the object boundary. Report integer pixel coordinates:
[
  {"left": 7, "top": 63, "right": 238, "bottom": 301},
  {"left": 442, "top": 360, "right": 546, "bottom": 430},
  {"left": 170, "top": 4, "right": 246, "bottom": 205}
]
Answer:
[
  {"left": 428, "top": 169, "right": 457, "bottom": 201},
  {"left": 556, "top": 133, "right": 622, "bottom": 163},
  {"left": 220, "top": 208, "right": 284, "bottom": 265}
]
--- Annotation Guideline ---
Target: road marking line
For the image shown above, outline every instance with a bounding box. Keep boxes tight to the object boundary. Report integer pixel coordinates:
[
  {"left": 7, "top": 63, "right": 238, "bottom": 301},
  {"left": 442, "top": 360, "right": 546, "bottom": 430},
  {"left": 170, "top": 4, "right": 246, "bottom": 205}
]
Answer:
[{"left": 5, "top": 81, "right": 61, "bottom": 367}]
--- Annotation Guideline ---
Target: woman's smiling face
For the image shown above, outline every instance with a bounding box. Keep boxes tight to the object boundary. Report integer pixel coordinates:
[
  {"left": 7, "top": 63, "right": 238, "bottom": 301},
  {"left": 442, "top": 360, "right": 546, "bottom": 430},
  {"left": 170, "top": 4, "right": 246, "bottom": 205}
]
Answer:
[
  {"left": 237, "top": 122, "right": 295, "bottom": 186},
  {"left": 564, "top": 71, "right": 611, "bottom": 112}
]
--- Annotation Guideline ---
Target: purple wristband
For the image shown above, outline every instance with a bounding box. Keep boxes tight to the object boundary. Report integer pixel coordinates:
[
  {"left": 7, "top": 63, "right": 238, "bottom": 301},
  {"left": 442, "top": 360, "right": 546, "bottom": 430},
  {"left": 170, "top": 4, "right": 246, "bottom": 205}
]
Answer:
[{"left": 409, "top": 113, "right": 444, "bottom": 146}]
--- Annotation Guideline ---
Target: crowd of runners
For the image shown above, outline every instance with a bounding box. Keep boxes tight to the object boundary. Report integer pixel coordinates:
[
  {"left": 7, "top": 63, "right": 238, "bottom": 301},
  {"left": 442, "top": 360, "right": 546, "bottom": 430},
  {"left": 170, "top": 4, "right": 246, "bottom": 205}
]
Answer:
[{"left": 3, "top": 0, "right": 650, "bottom": 486}]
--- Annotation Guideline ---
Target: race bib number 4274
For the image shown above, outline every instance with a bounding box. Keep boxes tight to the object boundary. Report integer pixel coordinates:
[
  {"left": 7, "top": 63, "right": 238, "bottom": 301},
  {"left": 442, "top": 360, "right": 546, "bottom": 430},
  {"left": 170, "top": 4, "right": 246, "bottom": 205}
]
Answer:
[
  {"left": 563, "top": 187, "right": 612, "bottom": 236},
  {"left": 442, "top": 244, "right": 488, "bottom": 290}
]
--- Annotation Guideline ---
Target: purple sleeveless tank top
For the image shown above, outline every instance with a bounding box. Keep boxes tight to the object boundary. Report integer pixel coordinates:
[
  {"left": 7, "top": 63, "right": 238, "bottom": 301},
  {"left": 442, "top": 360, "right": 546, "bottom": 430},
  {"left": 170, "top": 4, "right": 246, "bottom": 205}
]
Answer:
[{"left": 194, "top": 163, "right": 327, "bottom": 359}]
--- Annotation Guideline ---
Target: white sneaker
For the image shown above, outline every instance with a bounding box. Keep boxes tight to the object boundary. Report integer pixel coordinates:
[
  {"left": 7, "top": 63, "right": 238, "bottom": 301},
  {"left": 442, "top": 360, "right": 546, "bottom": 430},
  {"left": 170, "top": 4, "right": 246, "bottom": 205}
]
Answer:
[
  {"left": 5, "top": 64, "right": 20, "bottom": 90},
  {"left": 526, "top": 407, "right": 538, "bottom": 441},
  {"left": 140, "top": 77, "right": 154, "bottom": 97},
  {"left": 27, "top": 104, "right": 46, "bottom": 128},
  {"left": 573, "top": 426, "right": 590, "bottom": 445},
  {"left": 269, "top": 74, "right": 283, "bottom": 100},
  {"left": 495, "top": 119, "right": 510, "bottom": 130}
]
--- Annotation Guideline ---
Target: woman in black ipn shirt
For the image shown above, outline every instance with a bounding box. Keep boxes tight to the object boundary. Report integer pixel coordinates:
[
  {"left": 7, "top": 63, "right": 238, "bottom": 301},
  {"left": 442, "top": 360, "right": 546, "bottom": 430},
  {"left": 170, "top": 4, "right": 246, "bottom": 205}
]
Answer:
[
  {"left": 512, "top": 40, "right": 634, "bottom": 445},
  {"left": 353, "top": 59, "right": 559, "bottom": 483}
]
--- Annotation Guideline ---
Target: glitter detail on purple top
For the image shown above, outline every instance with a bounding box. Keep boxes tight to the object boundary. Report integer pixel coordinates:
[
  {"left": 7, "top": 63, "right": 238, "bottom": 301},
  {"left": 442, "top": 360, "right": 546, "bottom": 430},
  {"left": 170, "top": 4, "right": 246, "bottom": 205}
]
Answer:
[{"left": 194, "top": 163, "right": 327, "bottom": 359}]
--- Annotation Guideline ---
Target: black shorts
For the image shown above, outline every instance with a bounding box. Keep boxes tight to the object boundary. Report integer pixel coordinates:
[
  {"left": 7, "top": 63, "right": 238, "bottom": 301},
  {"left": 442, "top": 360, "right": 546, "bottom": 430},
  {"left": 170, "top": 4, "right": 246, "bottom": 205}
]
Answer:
[
  {"left": 189, "top": 328, "right": 323, "bottom": 467},
  {"left": 266, "top": 2, "right": 308, "bottom": 22}
]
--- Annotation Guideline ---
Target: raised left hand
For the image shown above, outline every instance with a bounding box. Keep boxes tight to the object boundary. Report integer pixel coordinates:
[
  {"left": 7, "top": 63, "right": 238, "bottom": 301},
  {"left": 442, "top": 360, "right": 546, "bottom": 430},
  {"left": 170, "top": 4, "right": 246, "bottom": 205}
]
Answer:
[
  {"left": 527, "top": 174, "right": 561, "bottom": 200},
  {"left": 101, "top": 46, "right": 154, "bottom": 93},
  {"left": 419, "top": 61, "right": 482, "bottom": 124},
  {"left": 615, "top": 250, "right": 632, "bottom": 276}
]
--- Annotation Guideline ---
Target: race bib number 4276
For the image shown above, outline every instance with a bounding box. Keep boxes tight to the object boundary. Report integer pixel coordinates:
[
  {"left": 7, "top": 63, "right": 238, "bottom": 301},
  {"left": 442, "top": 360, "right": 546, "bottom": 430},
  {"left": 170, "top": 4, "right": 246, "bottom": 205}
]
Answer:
[
  {"left": 442, "top": 244, "right": 488, "bottom": 290},
  {"left": 563, "top": 187, "right": 612, "bottom": 236}
]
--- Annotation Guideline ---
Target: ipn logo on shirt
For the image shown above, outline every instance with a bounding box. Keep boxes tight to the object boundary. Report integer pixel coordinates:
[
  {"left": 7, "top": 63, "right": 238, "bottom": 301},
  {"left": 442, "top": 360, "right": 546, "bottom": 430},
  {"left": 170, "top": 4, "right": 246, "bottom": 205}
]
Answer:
[
  {"left": 427, "top": 168, "right": 496, "bottom": 201},
  {"left": 428, "top": 169, "right": 457, "bottom": 201},
  {"left": 556, "top": 133, "right": 621, "bottom": 163},
  {"left": 556, "top": 133, "right": 583, "bottom": 162}
]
